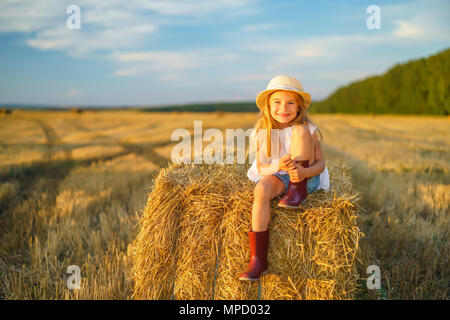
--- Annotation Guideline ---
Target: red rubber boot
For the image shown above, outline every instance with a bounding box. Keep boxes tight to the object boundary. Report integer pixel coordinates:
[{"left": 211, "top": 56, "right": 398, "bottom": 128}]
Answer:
[
  {"left": 238, "top": 230, "right": 269, "bottom": 281},
  {"left": 277, "top": 160, "right": 309, "bottom": 209}
]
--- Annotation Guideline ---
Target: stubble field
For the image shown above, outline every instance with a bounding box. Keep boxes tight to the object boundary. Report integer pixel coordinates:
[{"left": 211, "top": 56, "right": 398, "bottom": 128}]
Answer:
[{"left": 0, "top": 110, "right": 448, "bottom": 299}]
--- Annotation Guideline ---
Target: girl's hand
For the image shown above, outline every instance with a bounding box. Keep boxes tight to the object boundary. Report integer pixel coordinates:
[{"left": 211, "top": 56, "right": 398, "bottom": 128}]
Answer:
[
  {"left": 279, "top": 153, "right": 296, "bottom": 172},
  {"left": 288, "top": 161, "right": 308, "bottom": 183}
]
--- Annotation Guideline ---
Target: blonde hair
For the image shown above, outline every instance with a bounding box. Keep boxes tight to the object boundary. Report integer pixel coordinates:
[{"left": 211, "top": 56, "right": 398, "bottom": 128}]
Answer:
[{"left": 253, "top": 90, "right": 323, "bottom": 157}]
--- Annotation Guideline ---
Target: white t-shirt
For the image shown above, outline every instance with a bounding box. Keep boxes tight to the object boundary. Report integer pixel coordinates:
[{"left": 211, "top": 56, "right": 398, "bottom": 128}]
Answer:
[{"left": 247, "top": 122, "right": 330, "bottom": 191}]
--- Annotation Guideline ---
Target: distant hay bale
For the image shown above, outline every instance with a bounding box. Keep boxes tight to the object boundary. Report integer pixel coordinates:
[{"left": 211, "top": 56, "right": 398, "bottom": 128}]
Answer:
[
  {"left": 131, "top": 160, "right": 363, "bottom": 300},
  {"left": 0, "top": 108, "right": 12, "bottom": 115},
  {"left": 70, "top": 108, "right": 83, "bottom": 114},
  {"left": 215, "top": 110, "right": 225, "bottom": 118}
]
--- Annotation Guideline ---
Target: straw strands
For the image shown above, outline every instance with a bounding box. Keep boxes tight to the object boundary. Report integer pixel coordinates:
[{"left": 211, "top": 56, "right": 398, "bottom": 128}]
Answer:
[{"left": 131, "top": 160, "right": 363, "bottom": 300}]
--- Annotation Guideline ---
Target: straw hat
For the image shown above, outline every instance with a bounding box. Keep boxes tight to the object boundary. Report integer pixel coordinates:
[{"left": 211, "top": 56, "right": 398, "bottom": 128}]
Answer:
[{"left": 256, "top": 75, "right": 311, "bottom": 111}]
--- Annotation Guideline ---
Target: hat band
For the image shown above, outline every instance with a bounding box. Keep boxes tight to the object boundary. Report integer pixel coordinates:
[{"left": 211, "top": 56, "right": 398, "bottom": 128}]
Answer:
[{"left": 267, "top": 84, "right": 303, "bottom": 92}]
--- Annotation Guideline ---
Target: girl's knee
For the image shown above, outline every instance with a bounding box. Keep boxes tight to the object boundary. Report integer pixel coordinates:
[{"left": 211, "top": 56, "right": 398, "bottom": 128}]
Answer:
[
  {"left": 292, "top": 125, "right": 311, "bottom": 139},
  {"left": 291, "top": 125, "right": 314, "bottom": 159},
  {"left": 254, "top": 179, "right": 276, "bottom": 200},
  {"left": 254, "top": 182, "right": 271, "bottom": 200}
]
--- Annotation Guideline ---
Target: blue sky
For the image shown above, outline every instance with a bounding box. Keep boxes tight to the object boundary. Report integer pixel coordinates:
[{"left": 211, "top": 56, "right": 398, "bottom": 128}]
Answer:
[{"left": 0, "top": 0, "right": 449, "bottom": 107}]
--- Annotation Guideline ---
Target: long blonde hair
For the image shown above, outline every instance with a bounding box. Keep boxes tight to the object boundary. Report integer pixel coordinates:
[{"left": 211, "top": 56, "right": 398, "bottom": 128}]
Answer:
[{"left": 253, "top": 90, "right": 323, "bottom": 157}]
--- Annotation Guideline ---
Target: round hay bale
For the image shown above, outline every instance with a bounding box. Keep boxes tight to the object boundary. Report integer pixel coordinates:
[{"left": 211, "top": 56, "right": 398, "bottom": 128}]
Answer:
[
  {"left": 0, "top": 108, "right": 12, "bottom": 115},
  {"left": 70, "top": 108, "right": 83, "bottom": 114},
  {"left": 131, "top": 160, "right": 364, "bottom": 300}
]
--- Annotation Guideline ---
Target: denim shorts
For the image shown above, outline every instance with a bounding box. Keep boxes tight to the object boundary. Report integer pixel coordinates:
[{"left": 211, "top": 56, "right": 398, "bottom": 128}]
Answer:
[{"left": 272, "top": 172, "right": 320, "bottom": 197}]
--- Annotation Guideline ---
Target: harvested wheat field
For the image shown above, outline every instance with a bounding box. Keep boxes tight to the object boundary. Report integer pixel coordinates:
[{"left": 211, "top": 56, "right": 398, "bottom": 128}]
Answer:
[
  {"left": 131, "top": 159, "right": 363, "bottom": 300},
  {"left": 0, "top": 111, "right": 448, "bottom": 300}
]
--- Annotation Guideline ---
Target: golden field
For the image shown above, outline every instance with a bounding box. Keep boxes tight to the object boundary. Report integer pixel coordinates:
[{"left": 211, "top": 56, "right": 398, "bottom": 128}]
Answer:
[{"left": 0, "top": 110, "right": 448, "bottom": 299}]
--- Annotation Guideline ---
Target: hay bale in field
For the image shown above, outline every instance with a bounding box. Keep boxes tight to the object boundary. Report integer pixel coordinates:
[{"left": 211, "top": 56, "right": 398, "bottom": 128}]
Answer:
[
  {"left": 70, "top": 107, "right": 83, "bottom": 114},
  {"left": 0, "top": 108, "right": 12, "bottom": 115},
  {"left": 131, "top": 160, "right": 363, "bottom": 300}
]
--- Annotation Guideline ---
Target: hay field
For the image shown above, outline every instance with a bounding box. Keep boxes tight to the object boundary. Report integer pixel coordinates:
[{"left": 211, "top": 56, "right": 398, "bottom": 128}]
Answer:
[{"left": 0, "top": 110, "right": 448, "bottom": 299}]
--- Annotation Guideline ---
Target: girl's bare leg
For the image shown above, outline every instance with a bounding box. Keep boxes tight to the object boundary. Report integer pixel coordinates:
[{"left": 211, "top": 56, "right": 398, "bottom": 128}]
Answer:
[
  {"left": 290, "top": 125, "right": 315, "bottom": 167},
  {"left": 252, "top": 175, "right": 285, "bottom": 231}
]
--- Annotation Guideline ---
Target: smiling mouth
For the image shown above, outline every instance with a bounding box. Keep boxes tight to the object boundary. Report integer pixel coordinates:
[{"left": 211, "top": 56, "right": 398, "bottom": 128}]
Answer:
[{"left": 277, "top": 114, "right": 291, "bottom": 117}]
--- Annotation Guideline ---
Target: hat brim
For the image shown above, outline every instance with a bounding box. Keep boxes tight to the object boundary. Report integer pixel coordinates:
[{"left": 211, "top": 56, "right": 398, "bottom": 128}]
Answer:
[{"left": 256, "top": 89, "right": 311, "bottom": 111}]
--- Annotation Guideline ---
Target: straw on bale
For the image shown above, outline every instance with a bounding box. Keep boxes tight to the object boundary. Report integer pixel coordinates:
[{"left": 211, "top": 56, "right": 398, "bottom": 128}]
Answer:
[{"left": 131, "top": 160, "right": 364, "bottom": 300}]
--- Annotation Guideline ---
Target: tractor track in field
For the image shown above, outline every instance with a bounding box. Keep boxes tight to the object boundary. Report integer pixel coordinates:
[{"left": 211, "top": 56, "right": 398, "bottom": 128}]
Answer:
[
  {"left": 0, "top": 117, "right": 173, "bottom": 220},
  {"left": 2, "top": 116, "right": 254, "bottom": 219},
  {"left": 31, "top": 118, "right": 73, "bottom": 162},
  {"left": 30, "top": 117, "right": 173, "bottom": 170}
]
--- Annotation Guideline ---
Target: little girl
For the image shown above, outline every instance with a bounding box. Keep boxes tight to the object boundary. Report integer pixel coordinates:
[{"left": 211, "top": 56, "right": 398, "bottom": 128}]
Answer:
[{"left": 239, "top": 75, "right": 330, "bottom": 281}]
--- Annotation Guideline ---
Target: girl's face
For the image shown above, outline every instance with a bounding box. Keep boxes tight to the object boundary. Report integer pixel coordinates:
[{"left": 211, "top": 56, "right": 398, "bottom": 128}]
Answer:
[{"left": 269, "top": 91, "right": 301, "bottom": 127}]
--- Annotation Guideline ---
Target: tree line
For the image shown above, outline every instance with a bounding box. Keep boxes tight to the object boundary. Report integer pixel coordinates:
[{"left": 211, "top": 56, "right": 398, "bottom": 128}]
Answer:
[{"left": 311, "top": 48, "right": 449, "bottom": 115}]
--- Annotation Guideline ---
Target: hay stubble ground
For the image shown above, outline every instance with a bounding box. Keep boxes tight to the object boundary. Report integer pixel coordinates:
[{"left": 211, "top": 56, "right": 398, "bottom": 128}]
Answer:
[{"left": 0, "top": 110, "right": 448, "bottom": 299}]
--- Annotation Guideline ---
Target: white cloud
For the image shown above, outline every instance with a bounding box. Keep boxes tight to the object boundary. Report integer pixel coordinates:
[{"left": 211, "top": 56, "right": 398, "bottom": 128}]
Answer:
[
  {"left": 132, "top": 0, "right": 255, "bottom": 16},
  {"left": 0, "top": 0, "right": 61, "bottom": 33},
  {"left": 241, "top": 34, "right": 390, "bottom": 75},
  {"left": 25, "top": 24, "right": 157, "bottom": 58},
  {"left": 112, "top": 52, "right": 199, "bottom": 76},
  {"left": 385, "top": 0, "right": 449, "bottom": 40},
  {"left": 238, "top": 0, "right": 449, "bottom": 64},
  {"left": 295, "top": 47, "right": 327, "bottom": 58},
  {"left": 110, "top": 49, "right": 238, "bottom": 77},
  {"left": 0, "top": 0, "right": 255, "bottom": 33},
  {"left": 237, "top": 3, "right": 448, "bottom": 75},
  {"left": 0, "top": 0, "right": 255, "bottom": 57},
  {"left": 393, "top": 20, "right": 424, "bottom": 38}
]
